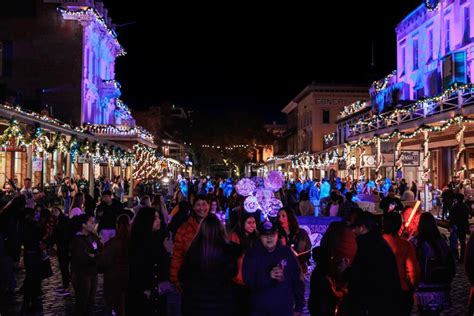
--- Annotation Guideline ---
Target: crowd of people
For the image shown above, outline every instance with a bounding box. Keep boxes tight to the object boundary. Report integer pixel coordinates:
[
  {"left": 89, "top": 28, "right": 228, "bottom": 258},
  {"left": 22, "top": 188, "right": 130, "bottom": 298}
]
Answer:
[{"left": 0, "top": 174, "right": 472, "bottom": 315}]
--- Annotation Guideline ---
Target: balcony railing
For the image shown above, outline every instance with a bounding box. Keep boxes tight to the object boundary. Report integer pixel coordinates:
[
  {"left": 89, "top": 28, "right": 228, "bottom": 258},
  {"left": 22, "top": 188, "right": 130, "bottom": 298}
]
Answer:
[
  {"left": 83, "top": 124, "right": 154, "bottom": 143},
  {"left": 346, "top": 84, "right": 474, "bottom": 138}
]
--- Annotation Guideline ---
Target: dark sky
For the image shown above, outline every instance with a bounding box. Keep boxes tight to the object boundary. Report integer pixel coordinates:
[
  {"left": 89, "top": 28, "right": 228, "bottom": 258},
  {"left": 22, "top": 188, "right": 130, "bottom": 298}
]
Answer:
[{"left": 104, "top": 1, "right": 422, "bottom": 123}]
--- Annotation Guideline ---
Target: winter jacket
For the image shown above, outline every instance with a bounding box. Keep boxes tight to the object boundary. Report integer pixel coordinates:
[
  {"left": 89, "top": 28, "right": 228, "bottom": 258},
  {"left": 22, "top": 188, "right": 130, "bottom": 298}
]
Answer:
[
  {"left": 179, "top": 242, "right": 239, "bottom": 316},
  {"left": 383, "top": 234, "right": 420, "bottom": 291},
  {"left": 70, "top": 233, "right": 102, "bottom": 277},
  {"left": 279, "top": 228, "right": 311, "bottom": 273},
  {"left": 450, "top": 202, "right": 470, "bottom": 233},
  {"left": 169, "top": 216, "right": 200, "bottom": 283},
  {"left": 243, "top": 241, "right": 305, "bottom": 316},
  {"left": 309, "top": 269, "right": 337, "bottom": 316},
  {"left": 0, "top": 205, "right": 25, "bottom": 262},
  {"left": 95, "top": 199, "right": 124, "bottom": 231},
  {"left": 415, "top": 238, "right": 455, "bottom": 286},
  {"left": 229, "top": 231, "right": 255, "bottom": 285},
  {"left": 99, "top": 236, "right": 129, "bottom": 308},
  {"left": 128, "top": 230, "right": 170, "bottom": 315},
  {"left": 320, "top": 222, "right": 357, "bottom": 266},
  {"left": 346, "top": 230, "right": 402, "bottom": 316},
  {"left": 52, "top": 213, "right": 70, "bottom": 254}
]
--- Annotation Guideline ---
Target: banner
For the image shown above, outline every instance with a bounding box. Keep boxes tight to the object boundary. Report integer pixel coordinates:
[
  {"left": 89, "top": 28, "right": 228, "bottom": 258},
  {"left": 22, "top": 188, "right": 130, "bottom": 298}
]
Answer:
[
  {"left": 399, "top": 151, "right": 420, "bottom": 166},
  {"left": 338, "top": 159, "right": 347, "bottom": 170},
  {"left": 32, "top": 157, "right": 43, "bottom": 172},
  {"left": 362, "top": 155, "right": 376, "bottom": 167}
]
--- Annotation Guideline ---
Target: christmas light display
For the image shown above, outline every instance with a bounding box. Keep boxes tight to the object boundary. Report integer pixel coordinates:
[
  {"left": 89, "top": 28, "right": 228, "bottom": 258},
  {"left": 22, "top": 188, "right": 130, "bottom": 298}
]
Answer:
[
  {"left": 268, "top": 115, "right": 474, "bottom": 171},
  {"left": 371, "top": 70, "right": 397, "bottom": 94},
  {"left": 425, "top": 0, "right": 440, "bottom": 12},
  {"left": 351, "top": 83, "right": 474, "bottom": 131},
  {"left": 58, "top": 7, "right": 126, "bottom": 56},
  {"left": 323, "top": 133, "right": 336, "bottom": 144},
  {"left": 82, "top": 123, "right": 154, "bottom": 143},
  {"left": 338, "top": 101, "right": 369, "bottom": 119}
]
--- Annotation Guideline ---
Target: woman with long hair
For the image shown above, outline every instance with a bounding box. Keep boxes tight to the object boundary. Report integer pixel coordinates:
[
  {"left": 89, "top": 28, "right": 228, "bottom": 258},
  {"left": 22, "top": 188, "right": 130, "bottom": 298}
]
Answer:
[
  {"left": 277, "top": 207, "right": 311, "bottom": 273},
  {"left": 179, "top": 214, "right": 239, "bottom": 316},
  {"left": 99, "top": 214, "right": 131, "bottom": 316},
  {"left": 152, "top": 194, "right": 170, "bottom": 223},
  {"left": 69, "top": 192, "right": 85, "bottom": 219},
  {"left": 414, "top": 212, "right": 455, "bottom": 315},
  {"left": 128, "top": 207, "right": 172, "bottom": 315},
  {"left": 210, "top": 198, "right": 226, "bottom": 225},
  {"left": 168, "top": 201, "right": 192, "bottom": 239},
  {"left": 229, "top": 212, "right": 258, "bottom": 315}
]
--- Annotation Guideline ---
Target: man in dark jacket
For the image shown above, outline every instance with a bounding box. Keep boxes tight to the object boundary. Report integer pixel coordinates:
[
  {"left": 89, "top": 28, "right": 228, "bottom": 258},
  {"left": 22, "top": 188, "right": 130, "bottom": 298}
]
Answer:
[
  {"left": 441, "top": 187, "right": 455, "bottom": 220},
  {"left": 95, "top": 190, "right": 124, "bottom": 244},
  {"left": 345, "top": 211, "right": 401, "bottom": 316},
  {"left": 379, "top": 188, "right": 403, "bottom": 214},
  {"left": 450, "top": 193, "right": 470, "bottom": 262},
  {"left": 243, "top": 220, "right": 305, "bottom": 316},
  {"left": 52, "top": 207, "right": 71, "bottom": 296},
  {"left": 70, "top": 214, "right": 102, "bottom": 316}
]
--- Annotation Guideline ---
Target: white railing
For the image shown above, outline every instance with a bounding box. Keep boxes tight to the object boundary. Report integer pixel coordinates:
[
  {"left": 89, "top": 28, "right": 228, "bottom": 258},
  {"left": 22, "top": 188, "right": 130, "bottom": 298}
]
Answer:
[{"left": 347, "top": 85, "right": 474, "bottom": 138}]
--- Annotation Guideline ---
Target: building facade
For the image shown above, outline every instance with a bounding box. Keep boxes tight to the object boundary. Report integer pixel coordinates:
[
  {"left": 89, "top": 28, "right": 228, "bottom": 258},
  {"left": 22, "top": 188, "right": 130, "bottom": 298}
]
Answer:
[
  {"left": 283, "top": 0, "right": 474, "bottom": 191},
  {"left": 279, "top": 84, "right": 367, "bottom": 179},
  {"left": 0, "top": 0, "right": 182, "bottom": 194},
  {"left": 282, "top": 84, "right": 368, "bottom": 155},
  {"left": 0, "top": 0, "right": 134, "bottom": 128}
]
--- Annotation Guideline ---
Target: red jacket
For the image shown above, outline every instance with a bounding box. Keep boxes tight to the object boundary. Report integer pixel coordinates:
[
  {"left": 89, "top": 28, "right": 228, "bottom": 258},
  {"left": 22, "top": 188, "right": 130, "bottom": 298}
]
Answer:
[
  {"left": 229, "top": 232, "right": 245, "bottom": 285},
  {"left": 169, "top": 216, "right": 200, "bottom": 283},
  {"left": 383, "top": 234, "right": 420, "bottom": 291}
]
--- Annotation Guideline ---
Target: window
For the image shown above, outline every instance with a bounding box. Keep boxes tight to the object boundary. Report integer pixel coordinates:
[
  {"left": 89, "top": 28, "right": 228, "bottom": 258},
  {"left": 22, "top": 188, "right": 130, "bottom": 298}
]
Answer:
[
  {"left": 413, "top": 38, "right": 419, "bottom": 70},
  {"left": 445, "top": 19, "right": 451, "bottom": 53},
  {"left": 464, "top": 7, "right": 471, "bottom": 44},
  {"left": 415, "top": 87, "right": 424, "bottom": 100},
  {"left": 401, "top": 45, "right": 406, "bottom": 76},
  {"left": 428, "top": 29, "right": 434, "bottom": 62},
  {"left": 322, "top": 110, "right": 330, "bottom": 124}
]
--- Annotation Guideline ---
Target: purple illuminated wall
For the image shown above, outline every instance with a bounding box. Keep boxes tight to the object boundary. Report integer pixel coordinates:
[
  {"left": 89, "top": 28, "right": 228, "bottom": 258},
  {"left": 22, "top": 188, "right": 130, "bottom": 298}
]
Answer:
[{"left": 395, "top": 1, "right": 474, "bottom": 100}]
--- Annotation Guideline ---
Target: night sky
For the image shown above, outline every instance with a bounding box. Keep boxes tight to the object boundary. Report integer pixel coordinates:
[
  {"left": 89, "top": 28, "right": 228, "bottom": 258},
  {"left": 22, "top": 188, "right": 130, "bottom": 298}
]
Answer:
[{"left": 104, "top": 0, "right": 422, "bottom": 123}]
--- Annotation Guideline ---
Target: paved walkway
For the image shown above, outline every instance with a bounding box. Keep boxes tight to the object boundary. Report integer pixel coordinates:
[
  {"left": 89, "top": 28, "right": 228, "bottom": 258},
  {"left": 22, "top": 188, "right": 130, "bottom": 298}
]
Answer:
[{"left": 6, "top": 257, "right": 470, "bottom": 316}]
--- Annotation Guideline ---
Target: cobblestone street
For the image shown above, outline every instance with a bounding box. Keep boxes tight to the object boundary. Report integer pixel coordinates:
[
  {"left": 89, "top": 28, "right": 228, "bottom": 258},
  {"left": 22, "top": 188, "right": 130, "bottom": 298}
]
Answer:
[
  {"left": 5, "top": 255, "right": 470, "bottom": 316},
  {"left": 11, "top": 257, "right": 105, "bottom": 316}
]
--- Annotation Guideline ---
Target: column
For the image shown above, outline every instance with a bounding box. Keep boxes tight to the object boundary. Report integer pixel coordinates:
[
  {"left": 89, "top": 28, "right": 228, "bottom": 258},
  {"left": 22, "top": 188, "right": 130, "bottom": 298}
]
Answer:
[
  {"left": 66, "top": 154, "right": 71, "bottom": 178},
  {"left": 89, "top": 160, "right": 94, "bottom": 197},
  {"left": 422, "top": 130, "right": 430, "bottom": 212},
  {"left": 26, "top": 146, "right": 33, "bottom": 180}
]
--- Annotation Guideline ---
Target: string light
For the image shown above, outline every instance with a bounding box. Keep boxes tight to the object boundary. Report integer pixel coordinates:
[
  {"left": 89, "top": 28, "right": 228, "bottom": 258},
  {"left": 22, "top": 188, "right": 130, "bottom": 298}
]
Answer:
[
  {"left": 323, "top": 133, "right": 335, "bottom": 144},
  {"left": 58, "top": 7, "right": 126, "bottom": 56},
  {"left": 268, "top": 115, "right": 474, "bottom": 170},
  {"left": 338, "top": 101, "right": 369, "bottom": 119},
  {"left": 425, "top": 0, "right": 440, "bottom": 11},
  {"left": 372, "top": 70, "right": 397, "bottom": 94},
  {"left": 83, "top": 123, "right": 154, "bottom": 143}
]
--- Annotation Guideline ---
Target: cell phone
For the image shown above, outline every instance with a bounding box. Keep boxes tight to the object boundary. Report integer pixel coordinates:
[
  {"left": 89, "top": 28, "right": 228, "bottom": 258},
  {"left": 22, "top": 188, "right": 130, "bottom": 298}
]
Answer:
[{"left": 91, "top": 241, "right": 98, "bottom": 254}]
